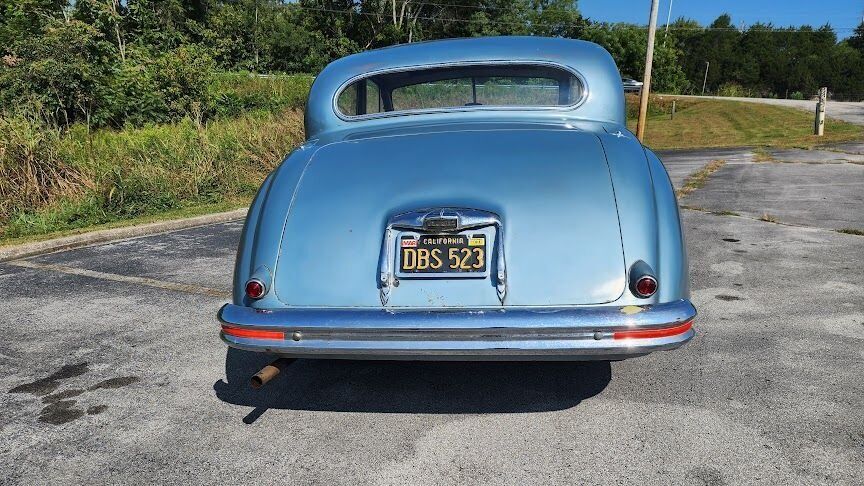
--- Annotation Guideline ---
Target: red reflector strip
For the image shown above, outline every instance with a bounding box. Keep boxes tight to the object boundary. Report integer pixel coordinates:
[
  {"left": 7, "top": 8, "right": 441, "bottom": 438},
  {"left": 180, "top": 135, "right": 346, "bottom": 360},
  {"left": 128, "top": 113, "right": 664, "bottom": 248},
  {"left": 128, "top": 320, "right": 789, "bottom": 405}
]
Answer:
[
  {"left": 613, "top": 321, "right": 693, "bottom": 340},
  {"left": 221, "top": 325, "right": 285, "bottom": 341}
]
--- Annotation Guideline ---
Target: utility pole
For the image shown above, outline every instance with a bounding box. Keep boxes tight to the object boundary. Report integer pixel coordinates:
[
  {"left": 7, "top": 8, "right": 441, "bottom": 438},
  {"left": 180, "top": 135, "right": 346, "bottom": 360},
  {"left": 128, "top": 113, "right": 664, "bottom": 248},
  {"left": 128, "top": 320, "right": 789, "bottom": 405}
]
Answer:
[
  {"left": 636, "top": 0, "right": 660, "bottom": 142},
  {"left": 254, "top": 1, "right": 260, "bottom": 72},
  {"left": 701, "top": 61, "right": 710, "bottom": 95},
  {"left": 664, "top": 0, "right": 673, "bottom": 39}
]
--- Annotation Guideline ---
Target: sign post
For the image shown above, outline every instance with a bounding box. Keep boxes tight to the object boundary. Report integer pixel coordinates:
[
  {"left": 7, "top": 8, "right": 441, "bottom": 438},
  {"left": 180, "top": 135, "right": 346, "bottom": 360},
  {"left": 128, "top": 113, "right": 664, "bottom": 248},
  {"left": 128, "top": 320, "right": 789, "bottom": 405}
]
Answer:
[
  {"left": 636, "top": 0, "right": 660, "bottom": 143},
  {"left": 814, "top": 87, "right": 827, "bottom": 136}
]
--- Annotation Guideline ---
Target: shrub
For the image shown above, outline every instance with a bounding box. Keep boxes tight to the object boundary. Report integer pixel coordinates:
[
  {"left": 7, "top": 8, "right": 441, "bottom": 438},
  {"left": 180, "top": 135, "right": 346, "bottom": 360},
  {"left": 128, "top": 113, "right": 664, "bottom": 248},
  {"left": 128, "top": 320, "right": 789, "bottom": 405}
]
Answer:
[
  {"left": 0, "top": 19, "right": 115, "bottom": 128},
  {"left": 209, "top": 72, "right": 313, "bottom": 118},
  {"left": 716, "top": 82, "right": 754, "bottom": 98}
]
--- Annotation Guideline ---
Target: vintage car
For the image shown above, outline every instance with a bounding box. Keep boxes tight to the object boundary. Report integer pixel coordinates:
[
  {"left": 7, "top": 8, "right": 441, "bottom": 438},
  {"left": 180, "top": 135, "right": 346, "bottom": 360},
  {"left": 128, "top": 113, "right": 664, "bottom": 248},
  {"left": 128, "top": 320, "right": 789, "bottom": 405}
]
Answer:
[
  {"left": 621, "top": 76, "right": 644, "bottom": 93},
  {"left": 218, "top": 36, "right": 696, "bottom": 370}
]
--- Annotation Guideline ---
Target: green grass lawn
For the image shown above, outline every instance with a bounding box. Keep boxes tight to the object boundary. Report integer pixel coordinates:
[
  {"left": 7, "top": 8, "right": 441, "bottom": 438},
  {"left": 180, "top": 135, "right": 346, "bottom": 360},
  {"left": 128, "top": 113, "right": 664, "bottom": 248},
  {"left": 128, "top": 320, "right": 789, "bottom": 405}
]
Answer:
[{"left": 626, "top": 96, "right": 863, "bottom": 150}]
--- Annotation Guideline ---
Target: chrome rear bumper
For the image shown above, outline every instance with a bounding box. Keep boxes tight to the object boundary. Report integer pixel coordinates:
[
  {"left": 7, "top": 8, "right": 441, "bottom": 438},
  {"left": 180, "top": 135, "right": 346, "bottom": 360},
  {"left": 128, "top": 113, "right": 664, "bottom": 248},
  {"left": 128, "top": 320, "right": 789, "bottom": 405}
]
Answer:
[
  {"left": 218, "top": 300, "right": 696, "bottom": 360},
  {"left": 217, "top": 299, "right": 696, "bottom": 361}
]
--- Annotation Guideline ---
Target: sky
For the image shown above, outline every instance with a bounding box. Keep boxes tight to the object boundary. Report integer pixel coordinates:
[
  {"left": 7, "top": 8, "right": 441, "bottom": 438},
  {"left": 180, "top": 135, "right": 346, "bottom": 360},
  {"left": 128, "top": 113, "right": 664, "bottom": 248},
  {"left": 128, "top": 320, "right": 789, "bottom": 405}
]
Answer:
[{"left": 580, "top": 0, "right": 864, "bottom": 38}]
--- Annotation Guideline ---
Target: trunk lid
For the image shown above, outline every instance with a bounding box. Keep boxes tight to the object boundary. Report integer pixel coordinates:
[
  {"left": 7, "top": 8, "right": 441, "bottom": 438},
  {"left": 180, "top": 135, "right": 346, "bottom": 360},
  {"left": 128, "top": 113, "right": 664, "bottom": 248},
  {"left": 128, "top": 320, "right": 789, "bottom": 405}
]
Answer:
[{"left": 274, "top": 128, "right": 625, "bottom": 307}]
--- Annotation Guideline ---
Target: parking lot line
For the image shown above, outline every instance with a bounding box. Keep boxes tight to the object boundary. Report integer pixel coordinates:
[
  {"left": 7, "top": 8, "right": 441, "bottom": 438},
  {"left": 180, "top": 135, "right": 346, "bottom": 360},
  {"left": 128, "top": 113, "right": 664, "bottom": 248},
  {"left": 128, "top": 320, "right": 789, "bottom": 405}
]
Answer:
[{"left": 8, "top": 259, "right": 231, "bottom": 299}]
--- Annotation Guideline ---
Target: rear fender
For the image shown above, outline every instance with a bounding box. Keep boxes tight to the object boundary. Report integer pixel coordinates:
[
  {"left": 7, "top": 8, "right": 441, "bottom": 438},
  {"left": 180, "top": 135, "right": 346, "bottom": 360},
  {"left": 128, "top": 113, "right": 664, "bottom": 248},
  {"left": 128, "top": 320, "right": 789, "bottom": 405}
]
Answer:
[
  {"left": 233, "top": 142, "right": 318, "bottom": 306},
  {"left": 597, "top": 130, "right": 660, "bottom": 305},
  {"left": 644, "top": 148, "right": 689, "bottom": 301}
]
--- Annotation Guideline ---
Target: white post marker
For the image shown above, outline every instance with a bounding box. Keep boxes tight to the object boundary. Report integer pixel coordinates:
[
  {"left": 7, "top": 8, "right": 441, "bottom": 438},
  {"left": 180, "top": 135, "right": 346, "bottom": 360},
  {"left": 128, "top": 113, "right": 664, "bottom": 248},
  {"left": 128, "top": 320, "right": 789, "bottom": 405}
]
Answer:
[
  {"left": 636, "top": 0, "right": 660, "bottom": 143},
  {"left": 815, "top": 87, "right": 827, "bottom": 136}
]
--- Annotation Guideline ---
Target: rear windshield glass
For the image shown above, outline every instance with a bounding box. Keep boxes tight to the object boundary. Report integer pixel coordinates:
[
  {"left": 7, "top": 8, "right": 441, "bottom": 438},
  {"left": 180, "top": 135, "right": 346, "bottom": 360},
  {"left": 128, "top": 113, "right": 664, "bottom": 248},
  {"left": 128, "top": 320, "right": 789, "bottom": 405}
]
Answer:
[{"left": 337, "top": 64, "right": 583, "bottom": 117}]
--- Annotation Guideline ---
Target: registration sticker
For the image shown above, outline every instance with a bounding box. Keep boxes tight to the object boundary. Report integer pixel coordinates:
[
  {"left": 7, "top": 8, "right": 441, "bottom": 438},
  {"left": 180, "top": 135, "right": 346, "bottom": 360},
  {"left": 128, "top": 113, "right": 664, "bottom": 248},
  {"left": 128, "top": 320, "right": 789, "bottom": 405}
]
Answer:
[
  {"left": 401, "top": 238, "right": 417, "bottom": 248},
  {"left": 468, "top": 236, "right": 485, "bottom": 247}
]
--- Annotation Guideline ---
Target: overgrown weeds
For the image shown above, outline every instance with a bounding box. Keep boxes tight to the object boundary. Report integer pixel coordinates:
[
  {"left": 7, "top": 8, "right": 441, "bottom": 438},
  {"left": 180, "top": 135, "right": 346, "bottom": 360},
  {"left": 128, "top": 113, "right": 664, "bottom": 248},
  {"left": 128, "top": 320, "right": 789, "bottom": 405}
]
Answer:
[
  {"left": 0, "top": 108, "right": 305, "bottom": 240},
  {"left": 676, "top": 159, "right": 726, "bottom": 198},
  {"left": 759, "top": 213, "right": 779, "bottom": 223},
  {"left": 0, "top": 113, "right": 88, "bottom": 220}
]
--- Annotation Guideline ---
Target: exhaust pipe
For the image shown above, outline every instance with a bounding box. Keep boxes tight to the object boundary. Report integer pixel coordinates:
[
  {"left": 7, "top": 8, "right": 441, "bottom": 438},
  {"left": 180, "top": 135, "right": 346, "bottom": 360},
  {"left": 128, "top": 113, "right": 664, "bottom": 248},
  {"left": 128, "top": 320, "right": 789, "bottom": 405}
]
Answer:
[{"left": 250, "top": 358, "right": 294, "bottom": 389}]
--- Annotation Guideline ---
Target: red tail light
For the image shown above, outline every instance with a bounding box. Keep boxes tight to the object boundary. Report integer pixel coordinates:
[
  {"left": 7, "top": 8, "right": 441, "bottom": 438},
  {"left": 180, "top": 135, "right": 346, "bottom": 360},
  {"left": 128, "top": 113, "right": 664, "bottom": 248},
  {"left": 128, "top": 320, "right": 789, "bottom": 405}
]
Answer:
[
  {"left": 245, "top": 279, "right": 266, "bottom": 299},
  {"left": 221, "top": 325, "right": 284, "bottom": 340},
  {"left": 613, "top": 321, "right": 692, "bottom": 340},
  {"left": 634, "top": 276, "right": 657, "bottom": 298}
]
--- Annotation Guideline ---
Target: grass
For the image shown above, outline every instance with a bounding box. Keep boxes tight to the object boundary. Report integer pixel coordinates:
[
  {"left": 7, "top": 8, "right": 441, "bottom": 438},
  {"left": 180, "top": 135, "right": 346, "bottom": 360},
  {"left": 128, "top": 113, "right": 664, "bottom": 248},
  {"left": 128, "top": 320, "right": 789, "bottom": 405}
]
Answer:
[
  {"left": 836, "top": 228, "right": 864, "bottom": 236},
  {"left": 752, "top": 147, "right": 776, "bottom": 163},
  {"left": 0, "top": 109, "right": 305, "bottom": 243},
  {"left": 0, "top": 199, "right": 248, "bottom": 248},
  {"left": 626, "top": 96, "right": 863, "bottom": 150},
  {"left": 0, "top": 73, "right": 313, "bottom": 244},
  {"left": 676, "top": 159, "right": 726, "bottom": 198}
]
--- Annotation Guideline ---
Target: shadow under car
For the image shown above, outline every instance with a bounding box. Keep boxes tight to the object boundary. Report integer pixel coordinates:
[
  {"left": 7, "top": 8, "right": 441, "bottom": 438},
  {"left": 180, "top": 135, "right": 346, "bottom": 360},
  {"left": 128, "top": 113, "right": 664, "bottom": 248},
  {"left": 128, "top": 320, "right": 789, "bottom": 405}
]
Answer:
[{"left": 213, "top": 348, "right": 612, "bottom": 420}]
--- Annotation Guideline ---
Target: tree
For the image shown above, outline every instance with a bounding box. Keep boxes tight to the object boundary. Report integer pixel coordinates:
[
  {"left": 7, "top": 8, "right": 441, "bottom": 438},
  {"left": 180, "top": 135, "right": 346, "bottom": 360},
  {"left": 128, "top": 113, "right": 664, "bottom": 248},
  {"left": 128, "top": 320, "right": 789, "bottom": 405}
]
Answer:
[
  {"left": 848, "top": 21, "right": 864, "bottom": 52},
  {"left": 583, "top": 23, "right": 688, "bottom": 93},
  {"left": 0, "top": 18, "right": 116, "bottom": 127},
  {"left": 74, "top": 0, "right": 129, "bottom": 61},
  {"left": 0, "top": 0, "right": 69, "bottom": 56}
]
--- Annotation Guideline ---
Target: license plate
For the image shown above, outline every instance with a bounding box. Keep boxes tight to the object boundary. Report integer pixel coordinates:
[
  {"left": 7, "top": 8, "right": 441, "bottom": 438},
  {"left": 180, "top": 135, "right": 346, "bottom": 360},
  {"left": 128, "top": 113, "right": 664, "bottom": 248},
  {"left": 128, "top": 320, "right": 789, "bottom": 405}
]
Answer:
[{"left": 399, "top": 234, "right": 486, "bottom": 274}]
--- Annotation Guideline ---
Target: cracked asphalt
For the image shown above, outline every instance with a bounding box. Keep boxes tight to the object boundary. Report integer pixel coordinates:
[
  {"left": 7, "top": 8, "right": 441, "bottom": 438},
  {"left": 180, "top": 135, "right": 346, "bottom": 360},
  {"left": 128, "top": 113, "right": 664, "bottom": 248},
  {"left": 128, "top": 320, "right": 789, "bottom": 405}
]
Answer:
[{"left": 1, "top": 145, "right": 863, "bottom": 484}]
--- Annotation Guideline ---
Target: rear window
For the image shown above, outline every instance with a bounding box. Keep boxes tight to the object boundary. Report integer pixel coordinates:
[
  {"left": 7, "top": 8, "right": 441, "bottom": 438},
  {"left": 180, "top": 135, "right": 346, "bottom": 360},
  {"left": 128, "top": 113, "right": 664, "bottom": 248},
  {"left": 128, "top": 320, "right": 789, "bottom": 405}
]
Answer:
[{"left": 337, "top": 64, "right": 583, "bottom": 118}]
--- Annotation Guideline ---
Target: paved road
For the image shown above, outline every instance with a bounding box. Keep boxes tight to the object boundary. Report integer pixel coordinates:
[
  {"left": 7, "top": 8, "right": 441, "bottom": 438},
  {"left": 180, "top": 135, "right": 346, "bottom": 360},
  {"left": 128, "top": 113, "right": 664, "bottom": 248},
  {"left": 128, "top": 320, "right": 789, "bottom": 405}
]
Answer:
[
  {"left": 2, "top": 146, "right": 863, "bottom": 484},
  {"left": 675, "top": 95, "right": 864, "bottom": 126}
]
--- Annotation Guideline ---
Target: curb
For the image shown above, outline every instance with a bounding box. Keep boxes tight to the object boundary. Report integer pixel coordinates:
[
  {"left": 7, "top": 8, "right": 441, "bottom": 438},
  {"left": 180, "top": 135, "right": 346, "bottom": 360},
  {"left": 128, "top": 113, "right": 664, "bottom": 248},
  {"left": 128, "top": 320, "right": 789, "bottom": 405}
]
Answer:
[{"left": 0, "top": 208, "right": 248, "bottom": 262}]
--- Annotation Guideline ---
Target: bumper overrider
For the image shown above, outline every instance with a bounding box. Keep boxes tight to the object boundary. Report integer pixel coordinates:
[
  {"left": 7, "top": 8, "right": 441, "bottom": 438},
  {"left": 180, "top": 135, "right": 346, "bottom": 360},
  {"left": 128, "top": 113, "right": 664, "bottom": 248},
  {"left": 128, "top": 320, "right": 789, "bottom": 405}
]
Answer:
[{"left": 218, "top": 299, "right": 696, "bottom": 360}]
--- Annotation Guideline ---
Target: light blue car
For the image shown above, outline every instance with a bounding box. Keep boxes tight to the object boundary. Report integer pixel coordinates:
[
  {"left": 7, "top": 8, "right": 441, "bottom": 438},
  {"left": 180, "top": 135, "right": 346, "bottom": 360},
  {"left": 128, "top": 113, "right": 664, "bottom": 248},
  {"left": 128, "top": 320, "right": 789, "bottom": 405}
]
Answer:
[{"left": 219, "top": 36, "right": 695, "bottom": 364}]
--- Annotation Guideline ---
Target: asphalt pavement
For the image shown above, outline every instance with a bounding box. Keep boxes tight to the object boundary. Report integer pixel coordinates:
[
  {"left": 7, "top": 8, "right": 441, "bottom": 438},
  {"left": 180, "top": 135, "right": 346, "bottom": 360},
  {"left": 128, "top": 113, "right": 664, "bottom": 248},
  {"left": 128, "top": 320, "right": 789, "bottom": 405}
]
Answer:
[{"left": 1, "top": 145, "right": 863, "bottom": 484}]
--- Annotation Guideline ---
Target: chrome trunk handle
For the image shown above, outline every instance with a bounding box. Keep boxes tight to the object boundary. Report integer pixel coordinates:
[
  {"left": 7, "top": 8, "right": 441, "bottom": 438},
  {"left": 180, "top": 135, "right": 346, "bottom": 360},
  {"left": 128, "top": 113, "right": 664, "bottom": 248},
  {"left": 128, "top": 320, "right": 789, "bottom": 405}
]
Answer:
[{"left": 378, "top": 208, "right": 507, "bottom": 305}]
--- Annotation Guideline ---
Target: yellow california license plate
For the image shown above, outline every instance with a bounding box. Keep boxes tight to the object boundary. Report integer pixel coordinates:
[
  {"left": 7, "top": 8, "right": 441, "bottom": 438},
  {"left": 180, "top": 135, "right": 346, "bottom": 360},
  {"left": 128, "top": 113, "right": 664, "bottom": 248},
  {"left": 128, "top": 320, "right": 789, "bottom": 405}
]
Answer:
[{"left": 399, "top": 234, "right": 486, "bottom": 273}]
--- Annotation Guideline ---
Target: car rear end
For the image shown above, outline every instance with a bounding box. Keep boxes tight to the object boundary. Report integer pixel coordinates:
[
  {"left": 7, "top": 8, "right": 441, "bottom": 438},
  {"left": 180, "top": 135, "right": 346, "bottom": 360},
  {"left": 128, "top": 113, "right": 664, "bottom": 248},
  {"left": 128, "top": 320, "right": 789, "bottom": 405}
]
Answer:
[{"left": 219, "top": 126, "right": 696, "bottom": 360}]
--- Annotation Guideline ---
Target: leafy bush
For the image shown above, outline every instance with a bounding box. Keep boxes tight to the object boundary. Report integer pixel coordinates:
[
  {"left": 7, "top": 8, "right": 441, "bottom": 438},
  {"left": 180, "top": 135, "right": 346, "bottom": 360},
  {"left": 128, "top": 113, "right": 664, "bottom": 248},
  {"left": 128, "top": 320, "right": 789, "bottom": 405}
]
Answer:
[
  {"left": 209, "top": 72, "right": 313, "bottom": 118},
  {"left": 0, "top": 19, "right": 114, "bottom": 127},
  {"left": 716, "top": 83, "right": 755, "bottom": 98},
  {"left": 789, "top": 91, "right": 805, "bottom": 100},
  {"left": 87, "top": 44, "right": 217, "bottom": 127}
]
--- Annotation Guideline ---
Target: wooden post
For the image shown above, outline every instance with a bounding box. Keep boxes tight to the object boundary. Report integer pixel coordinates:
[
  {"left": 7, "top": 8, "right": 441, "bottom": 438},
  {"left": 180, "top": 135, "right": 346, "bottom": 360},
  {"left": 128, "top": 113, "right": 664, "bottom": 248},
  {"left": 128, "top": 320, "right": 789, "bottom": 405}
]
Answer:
[
  {"left": 636, "top": 0, "right": 660, "bottom": 142},
  {"left": 815, "top": 87, "right": 827, "bottom": 136},
  {"left": 671, "top": 100, "right": 676, "bottom": 119}
]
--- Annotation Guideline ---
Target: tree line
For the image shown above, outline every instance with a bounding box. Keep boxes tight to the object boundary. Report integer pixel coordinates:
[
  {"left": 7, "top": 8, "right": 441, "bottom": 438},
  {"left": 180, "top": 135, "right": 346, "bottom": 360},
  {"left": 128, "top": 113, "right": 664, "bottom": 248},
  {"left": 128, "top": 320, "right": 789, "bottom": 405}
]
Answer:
[{"left": 3, "top": 0, "right": 864, "bottom": 129}]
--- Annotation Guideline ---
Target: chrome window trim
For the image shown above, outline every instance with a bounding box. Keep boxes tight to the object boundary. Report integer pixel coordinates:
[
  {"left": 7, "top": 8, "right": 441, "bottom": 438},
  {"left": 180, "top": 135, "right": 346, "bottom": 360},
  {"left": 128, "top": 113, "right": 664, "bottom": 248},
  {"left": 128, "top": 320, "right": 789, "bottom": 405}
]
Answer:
[{"left": 333, "top": 60, "right": 590, "bottom": 122}]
